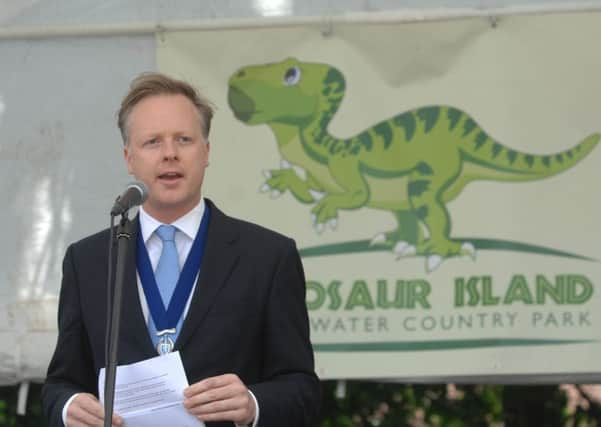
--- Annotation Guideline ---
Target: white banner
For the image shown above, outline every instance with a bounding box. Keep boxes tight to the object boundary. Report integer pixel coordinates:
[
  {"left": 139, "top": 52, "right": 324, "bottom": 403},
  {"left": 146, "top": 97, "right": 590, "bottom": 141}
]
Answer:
[{"left": 156, "top": 12, "right": 601, "bottom": 380}]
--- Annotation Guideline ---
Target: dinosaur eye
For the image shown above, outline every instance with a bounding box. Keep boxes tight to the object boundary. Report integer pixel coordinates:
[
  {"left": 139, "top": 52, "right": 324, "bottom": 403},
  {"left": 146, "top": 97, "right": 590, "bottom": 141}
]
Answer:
[{"left": 283, "top": 66, "right": 301, "bottom": 86}]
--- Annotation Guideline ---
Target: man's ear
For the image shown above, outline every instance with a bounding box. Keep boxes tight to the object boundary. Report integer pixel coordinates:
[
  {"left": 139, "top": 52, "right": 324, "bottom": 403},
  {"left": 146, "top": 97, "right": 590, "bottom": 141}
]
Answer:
[{"left": 124, "top": 146, "right": 134, "bottom": 174}]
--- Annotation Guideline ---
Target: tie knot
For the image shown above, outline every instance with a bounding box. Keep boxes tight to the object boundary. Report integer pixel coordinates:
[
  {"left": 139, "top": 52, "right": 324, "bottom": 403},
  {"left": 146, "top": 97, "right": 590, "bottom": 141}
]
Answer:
[{"left": 156, "top": 224, "right": 177, "bottom": 242}]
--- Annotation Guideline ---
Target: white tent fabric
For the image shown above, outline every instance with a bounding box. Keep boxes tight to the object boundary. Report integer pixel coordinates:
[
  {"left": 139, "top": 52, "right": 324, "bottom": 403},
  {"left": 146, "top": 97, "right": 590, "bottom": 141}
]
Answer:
[
  {"left": 0, "top": 35, "right": 154, "bottom": 386},
  {"left": 2, "top": 0, "right": 601, "bottom": 29},
  {"left": 0, "top": 0, "right": 600, "bottom": 392}
]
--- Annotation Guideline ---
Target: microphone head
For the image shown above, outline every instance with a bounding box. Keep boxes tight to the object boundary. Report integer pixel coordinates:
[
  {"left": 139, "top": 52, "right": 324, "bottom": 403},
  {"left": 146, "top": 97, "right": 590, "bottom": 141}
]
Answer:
[
  {"left": 110, "top": 180, "right": 149, "bottom": 216},
  {"left": 127, "top": 181, "right": 149, "bottom": 204}
]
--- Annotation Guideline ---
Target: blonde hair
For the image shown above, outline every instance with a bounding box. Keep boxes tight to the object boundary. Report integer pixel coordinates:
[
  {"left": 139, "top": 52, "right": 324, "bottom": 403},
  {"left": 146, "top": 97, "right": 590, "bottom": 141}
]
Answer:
[{"left": 118, "top": 73, "right": 214, "bottom": 145}]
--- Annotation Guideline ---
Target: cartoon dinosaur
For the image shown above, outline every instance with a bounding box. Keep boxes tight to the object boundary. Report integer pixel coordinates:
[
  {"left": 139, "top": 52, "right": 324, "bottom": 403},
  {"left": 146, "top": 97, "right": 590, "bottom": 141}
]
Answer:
[{"left": 227, "top": 57, "right": 599, "bottom": 271}]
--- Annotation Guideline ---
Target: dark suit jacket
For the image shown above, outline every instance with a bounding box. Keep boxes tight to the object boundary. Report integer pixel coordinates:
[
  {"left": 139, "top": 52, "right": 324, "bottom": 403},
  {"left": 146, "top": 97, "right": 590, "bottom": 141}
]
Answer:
[{"left": 42, "top": 199, "right": 320, "bottom": 426}]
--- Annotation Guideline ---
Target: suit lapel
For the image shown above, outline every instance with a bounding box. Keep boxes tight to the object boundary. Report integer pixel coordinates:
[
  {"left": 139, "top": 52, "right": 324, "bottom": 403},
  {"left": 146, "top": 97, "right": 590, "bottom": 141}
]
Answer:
[{"left": 175, "top": 200, "right": 240, "bottom": 350}]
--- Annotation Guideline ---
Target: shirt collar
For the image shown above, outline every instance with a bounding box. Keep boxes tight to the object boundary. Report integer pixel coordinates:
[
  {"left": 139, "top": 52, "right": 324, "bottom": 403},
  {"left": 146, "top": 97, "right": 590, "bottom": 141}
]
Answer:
[{"left": 139, "top": 198, "right": 206, "bottom": 243}]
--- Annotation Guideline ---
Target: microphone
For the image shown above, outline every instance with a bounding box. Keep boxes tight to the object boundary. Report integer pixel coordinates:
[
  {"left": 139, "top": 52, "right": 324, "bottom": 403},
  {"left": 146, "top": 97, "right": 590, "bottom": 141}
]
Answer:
[{"left": 110, "top": 181, "right": 149, "bottom": 216}]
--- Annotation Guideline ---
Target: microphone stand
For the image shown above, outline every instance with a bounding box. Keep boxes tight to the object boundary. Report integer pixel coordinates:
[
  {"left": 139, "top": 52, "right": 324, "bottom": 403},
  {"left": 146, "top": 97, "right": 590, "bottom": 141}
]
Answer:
[{"left": 103, "top": 212, "right": 133, "bottom": 427}]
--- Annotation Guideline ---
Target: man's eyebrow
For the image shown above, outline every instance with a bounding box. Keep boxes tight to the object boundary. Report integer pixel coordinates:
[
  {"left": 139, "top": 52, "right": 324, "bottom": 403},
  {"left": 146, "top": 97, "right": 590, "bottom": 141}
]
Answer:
[{"left": 137, "top": 130, "right": 162, "bottom": 138}]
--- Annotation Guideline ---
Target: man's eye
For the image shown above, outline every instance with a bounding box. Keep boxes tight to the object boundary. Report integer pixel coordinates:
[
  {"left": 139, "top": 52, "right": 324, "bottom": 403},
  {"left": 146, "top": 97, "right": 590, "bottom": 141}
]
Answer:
[
  {"left": 143, "top": 138, "right": 159, "bottom": 146},
  {"left": 177, "top": 136, "right": 192, "bottom": 144}
]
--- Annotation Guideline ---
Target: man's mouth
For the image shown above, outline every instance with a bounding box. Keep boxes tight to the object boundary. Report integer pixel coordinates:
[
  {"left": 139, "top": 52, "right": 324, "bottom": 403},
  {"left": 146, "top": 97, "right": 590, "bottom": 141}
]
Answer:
[{"left": 158, "top": 172, "right": 183, "bottom": 181}]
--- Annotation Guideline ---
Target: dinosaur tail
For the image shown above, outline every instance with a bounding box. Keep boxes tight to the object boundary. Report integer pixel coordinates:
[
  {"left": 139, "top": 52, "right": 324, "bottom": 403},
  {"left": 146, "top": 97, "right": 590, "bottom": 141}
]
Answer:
[{"left": 460, "top": 132, "right": 600, "bottom": 180}]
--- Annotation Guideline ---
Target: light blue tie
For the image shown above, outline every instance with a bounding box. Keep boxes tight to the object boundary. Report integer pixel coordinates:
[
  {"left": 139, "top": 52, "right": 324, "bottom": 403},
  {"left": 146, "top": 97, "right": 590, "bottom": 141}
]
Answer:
[
  {"left": 154, "top": 225, "right": 179, "bottom": 307},
  {"left": 148, "top": 224, "right": 181, "bottom": 350}
]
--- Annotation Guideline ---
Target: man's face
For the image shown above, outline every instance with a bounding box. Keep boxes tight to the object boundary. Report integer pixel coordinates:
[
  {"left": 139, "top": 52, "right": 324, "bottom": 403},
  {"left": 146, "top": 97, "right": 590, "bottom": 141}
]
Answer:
[{"left": 124, "top": 94, "right": 209, "bottom": 222}]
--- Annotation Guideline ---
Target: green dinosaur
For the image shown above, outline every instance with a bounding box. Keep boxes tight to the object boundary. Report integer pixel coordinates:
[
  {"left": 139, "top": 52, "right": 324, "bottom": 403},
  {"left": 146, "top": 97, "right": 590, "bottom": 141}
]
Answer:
[{"left": 227, "top": 57, "right": 599, "bottom": 271}]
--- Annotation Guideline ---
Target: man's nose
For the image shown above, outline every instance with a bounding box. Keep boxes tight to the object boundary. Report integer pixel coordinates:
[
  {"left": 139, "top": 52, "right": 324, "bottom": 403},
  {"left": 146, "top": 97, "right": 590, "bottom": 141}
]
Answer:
[{"left": 161, "top": 139, "right": 179, "bottom": 159}]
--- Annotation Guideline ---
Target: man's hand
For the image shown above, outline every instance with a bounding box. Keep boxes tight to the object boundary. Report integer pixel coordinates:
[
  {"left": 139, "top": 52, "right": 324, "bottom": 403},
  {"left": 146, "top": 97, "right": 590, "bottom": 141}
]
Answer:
[
  {"left": 66, "top": 393, "right": 122, "bottom": 427},
  {"left": 183, "top": 374, "right": 255, "bottom": 425}
]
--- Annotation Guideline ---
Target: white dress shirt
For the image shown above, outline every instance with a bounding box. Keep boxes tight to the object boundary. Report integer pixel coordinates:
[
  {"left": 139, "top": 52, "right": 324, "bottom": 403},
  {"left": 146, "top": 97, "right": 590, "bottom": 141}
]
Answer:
[
  {"left": 136, "top": 199, "right": 206, "bottom": 324},
  {"left": 63, "top": 199, "right": 259, "bottom": 427}
]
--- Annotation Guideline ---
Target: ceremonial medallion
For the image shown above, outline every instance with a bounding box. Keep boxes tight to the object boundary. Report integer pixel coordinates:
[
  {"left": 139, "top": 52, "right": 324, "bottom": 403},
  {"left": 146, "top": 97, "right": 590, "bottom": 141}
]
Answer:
[{"left": 156, "top": 328, "right": 176, "bottom": 355}]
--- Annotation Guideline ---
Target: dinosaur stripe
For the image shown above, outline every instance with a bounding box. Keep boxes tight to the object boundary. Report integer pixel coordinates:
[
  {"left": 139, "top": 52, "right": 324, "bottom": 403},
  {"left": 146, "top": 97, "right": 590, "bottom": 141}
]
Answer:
[
  {"left": 415, "top": 162, "right": 434, "bottom": 176},
  {"left": 323, "top": 68, "right": 345, "bottom": 94},
  {"left": 447, "top": 107, "right": 462, "bottom": 131},
  {"left": 329, "top": 138, "right": 348, "bottom": 155},
  {"left": 358, "top": 132, "right": 373, "bottom": 151},
  {"left": 328, "top": 139, "right": 340, "bottom": 154},
  {"left": 393, "top": 112, "right": 416, "bottom": 142},
  {"left": 374, "top": 122, "right": 393, "bottom": 150},
  {"left": 474, "top": 131, "right": 488, "bottom": 150},
  {"left": 417, "top": 107, "right": 440, "bottom": 133},
  {"left": 408, "top": 180, "right": 431, "bottom": 197},
  {"left": 462, "top": 118, "right": 477, "bottom": 137},
  {"left": 312, "top": 112, "right": 334, "bottom": 146},
  {"left": 491, "top": 143, "right": 502, "bottom": 158},
  {"left": 349, "top": 140, "right": 362, "bottom": 155},
  {"left": 415, "top": 205, "right": 429, "bottom": 220},
  {"left": 359, "top": 163, "right": 408, "bottom": 178},
  {"left": 523, "top": 155, "right": 534, "bottom": 168},
  {"left": 506, "top": 150, "right": 517, "bottom": 165}
]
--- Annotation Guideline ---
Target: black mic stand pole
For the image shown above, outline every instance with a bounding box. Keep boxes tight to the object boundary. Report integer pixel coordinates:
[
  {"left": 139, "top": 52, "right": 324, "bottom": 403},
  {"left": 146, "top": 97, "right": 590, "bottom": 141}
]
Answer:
[{"left": 103, "top": 213, "right": 133, "bottom": 427}]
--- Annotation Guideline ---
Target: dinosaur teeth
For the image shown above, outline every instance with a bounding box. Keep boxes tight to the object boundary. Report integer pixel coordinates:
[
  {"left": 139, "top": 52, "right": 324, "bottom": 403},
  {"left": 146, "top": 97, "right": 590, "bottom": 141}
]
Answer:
[{"left": 260, "top": 184, "right": 270, "bottom": 193}]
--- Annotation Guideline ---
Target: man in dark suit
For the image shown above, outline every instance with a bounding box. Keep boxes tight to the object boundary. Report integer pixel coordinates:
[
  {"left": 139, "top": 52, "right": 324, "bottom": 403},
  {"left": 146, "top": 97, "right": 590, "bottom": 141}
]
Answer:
[{"left": 42, "top": 73, "right": 320, "bottom": 426}]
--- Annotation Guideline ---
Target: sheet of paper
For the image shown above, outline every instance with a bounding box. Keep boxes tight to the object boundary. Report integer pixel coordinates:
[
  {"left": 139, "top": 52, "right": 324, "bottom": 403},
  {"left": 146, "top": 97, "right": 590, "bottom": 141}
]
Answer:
[{"left": 99, "top": 351, "right": 204, "bottom": 427}]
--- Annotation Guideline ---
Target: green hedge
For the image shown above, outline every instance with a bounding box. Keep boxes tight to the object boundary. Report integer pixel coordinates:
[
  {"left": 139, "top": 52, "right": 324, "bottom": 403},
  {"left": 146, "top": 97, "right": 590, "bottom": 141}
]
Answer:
[{"left": 1, "top": 382, "right": 599, "bottom": 426}]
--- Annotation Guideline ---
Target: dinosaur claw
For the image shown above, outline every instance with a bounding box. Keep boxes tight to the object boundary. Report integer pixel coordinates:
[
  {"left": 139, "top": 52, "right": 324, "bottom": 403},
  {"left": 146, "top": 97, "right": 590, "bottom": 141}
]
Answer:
[
  {"left": 280, "top": 159, "right": 292, "bottom": 169},
  {"left": 394, "top": 241, "right": 408, "bottom": 254},
  {"left": 309, "top": 190, "right": 325, "bottom": 201},
  {"left": 310, "top": 214, "right": 317, "bottom": 225},
  {"left": 461, "top": 242, "right": 476, "bottom": 260},
  {"left": 393, "top": 241, "right": 416, "bottom": 259},
  {"left": 314, "top": 222, "right": 324, "bottom": 234},
  {"left": 262, "top": 170, "right": 271, "bottom": 179},
  {"left": 270, "top": 190, "right": 281, "bottom": 199},
  {"left": 426, "top": 255, "right": 443, "bottom": 272},
  {"left": 370, "top": 233, "right": 386, "bottom": 246},
  {"left": 402, "top": 246, "right": 417, "bottom": 258},
  {"left": 328, "top": 218, "right": 337, "bottom": 230}
]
